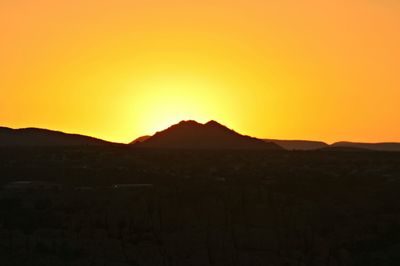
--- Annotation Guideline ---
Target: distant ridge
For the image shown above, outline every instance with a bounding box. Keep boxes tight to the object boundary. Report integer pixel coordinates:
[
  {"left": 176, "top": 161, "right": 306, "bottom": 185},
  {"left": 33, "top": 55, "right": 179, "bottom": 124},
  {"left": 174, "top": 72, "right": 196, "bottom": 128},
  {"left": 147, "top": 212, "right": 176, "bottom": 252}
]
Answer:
[
  {"left": 330, "top": 141, "right": 400, "bottom": 152},
  {"left": 2, "top": 125, "right": 399, "bottom": 151},
  {"left": 132, "top": 120, "right": 283, "bottom": 150},
  {"left": 264, "top": 139, "right": 328, "bottom": 150},
  {"left": 130, "top": 135, "right": 151, "bottom": 145},
  {"left": 0, "top": 127, "right": 113, "bottom": 146}
]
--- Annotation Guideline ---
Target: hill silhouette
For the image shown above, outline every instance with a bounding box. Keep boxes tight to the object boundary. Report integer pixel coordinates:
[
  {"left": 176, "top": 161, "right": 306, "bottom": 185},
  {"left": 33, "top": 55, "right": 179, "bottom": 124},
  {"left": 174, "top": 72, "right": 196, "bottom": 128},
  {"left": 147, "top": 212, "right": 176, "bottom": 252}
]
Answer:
[
  {"left": 0, "top": 127, "right": 112, "bottom": 146},
  {"left": 331, "top": 141, "right": 400, "bottom": 152},
  {"left": 130, "top": 135, "right": 151, "bottom": 144},
  {"left": 2, "top": 124, "right": 400, "bottom": 151},
  {"left": 133, "top": 120, "right": 283, "bottom": 150},
  {"left": 264, "top": 139, "right": 328, "bottom": 150}
]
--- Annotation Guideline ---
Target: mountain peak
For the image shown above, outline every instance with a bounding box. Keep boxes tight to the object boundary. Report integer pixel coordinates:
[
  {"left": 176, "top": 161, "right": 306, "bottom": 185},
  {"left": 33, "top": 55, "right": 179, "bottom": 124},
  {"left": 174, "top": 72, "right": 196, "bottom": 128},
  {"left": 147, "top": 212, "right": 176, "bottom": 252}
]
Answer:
[
  {"left": 205, "top": 120, "right": 220, "bottom": 126},
  {"left": 204, "top": 120, "right": 226, "bottom": 128},
  {"left": 177, "top": 120, "right": 202, "bottom": 126},
  {"left": 133, "top": 120, "right": 283, "bottom": 150}
]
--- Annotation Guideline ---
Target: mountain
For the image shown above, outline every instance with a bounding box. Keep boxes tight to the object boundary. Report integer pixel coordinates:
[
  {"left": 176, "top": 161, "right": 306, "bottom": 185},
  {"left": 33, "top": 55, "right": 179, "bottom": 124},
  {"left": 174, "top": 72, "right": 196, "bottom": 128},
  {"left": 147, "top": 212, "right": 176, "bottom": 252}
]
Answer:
[
  {"left": 264, "top": 139, "right": 328, "bottom": 150},
  {"left": 0, "top": 127, "right": 112, "bottom": 146},
  {"left": 130, "top": 135, "right": 151, "bottom": 144},
  {"left": 132, "top": 120, "right": 283, "bottom": 150},
  {"left": 330, "top": 141, "right": 400, "bottom": 152}
]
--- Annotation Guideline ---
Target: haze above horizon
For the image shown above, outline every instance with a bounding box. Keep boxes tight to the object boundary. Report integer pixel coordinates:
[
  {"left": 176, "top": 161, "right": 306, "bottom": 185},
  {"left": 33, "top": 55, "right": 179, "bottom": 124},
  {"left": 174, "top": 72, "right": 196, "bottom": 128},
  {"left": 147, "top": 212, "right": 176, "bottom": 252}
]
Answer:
[{"left": 1, "top": 0, "right": 399, "bottom": 143}]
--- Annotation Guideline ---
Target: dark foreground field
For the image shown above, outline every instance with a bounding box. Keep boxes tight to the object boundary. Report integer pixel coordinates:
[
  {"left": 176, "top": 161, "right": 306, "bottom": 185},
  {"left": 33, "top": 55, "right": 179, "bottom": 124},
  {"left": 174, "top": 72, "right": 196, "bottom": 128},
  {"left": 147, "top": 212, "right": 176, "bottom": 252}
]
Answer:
[{"left": 0, "top": 147, "right": 400, "bottom": 266}]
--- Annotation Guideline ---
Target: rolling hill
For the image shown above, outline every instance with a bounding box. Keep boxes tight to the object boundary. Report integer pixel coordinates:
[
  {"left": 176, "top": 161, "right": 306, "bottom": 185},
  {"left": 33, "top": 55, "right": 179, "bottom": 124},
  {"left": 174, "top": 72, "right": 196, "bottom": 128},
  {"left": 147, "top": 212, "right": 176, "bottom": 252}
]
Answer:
[
  {"left": 264, "top": 139, "right": 328, "bottom": 150},
  {"left": 0, "top": 127, "right": 112, "bottom": 146},
  {"left": 132, "top": 120, "right": 283, "bottom": 150},
  {"left": 330, "top": 141, "right": 400, "bottom": 152}
]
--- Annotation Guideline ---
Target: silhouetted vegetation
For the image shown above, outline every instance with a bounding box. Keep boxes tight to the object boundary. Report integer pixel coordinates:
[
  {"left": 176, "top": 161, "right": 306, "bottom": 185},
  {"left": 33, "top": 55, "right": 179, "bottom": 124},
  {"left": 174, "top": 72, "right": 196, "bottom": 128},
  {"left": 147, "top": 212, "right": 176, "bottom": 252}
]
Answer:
[{"left": 0, "top": 146, "right": 400, "bottom": 265}]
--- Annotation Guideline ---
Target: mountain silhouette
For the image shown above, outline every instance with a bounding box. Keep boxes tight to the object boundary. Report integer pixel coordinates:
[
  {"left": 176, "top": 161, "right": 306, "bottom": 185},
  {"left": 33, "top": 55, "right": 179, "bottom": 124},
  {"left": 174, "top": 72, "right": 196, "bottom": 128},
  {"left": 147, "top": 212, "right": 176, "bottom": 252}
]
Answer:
[
  {"left": 0, "top": 127, "right": 112, "bottom": 146},
  {"left": 264, "top": 139, "right": 328, "bottom": 150},
  {"left": 330, "top": 141, "right": 400, "bottom": 152},
  {"left": 130, "top": 135, "right": 151, "bottom": 144},
  {"left": 132, "top": 120, "right": 283, "bottom": 150},
  {"left": 3, "top": 124, "right": 399, "bottom": 150}
]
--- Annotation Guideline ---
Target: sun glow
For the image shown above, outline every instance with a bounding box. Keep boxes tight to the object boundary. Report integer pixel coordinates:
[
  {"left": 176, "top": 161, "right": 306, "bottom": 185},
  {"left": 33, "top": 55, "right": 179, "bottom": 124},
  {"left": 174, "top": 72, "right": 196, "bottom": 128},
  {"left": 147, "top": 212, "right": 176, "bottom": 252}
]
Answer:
[{"left": 129, "top": 73, "right": 230, "bottom": 135}]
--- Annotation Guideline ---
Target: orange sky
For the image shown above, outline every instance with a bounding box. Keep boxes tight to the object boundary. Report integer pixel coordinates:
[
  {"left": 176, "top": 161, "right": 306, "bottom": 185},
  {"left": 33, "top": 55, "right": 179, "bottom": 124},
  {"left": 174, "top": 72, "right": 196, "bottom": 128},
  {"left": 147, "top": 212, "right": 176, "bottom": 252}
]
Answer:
[{"left": 1, "top": 0, "right": 399, "bottom": 143}]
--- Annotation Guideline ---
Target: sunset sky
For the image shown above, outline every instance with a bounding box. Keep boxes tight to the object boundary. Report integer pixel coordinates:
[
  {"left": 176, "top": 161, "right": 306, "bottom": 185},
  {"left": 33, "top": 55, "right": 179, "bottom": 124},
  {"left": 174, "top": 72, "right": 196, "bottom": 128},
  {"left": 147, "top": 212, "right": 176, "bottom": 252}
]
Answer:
[{"left": 1, "top": 0, "right": 399, "bottom": 143}]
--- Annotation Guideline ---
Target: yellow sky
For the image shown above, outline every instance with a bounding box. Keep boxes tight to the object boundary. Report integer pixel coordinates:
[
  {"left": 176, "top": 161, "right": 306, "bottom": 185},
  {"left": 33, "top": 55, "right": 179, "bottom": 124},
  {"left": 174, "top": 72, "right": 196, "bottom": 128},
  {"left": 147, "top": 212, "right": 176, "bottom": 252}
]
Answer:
[{"left": 1, "top": 0, "right": 399, "bottom": 143}]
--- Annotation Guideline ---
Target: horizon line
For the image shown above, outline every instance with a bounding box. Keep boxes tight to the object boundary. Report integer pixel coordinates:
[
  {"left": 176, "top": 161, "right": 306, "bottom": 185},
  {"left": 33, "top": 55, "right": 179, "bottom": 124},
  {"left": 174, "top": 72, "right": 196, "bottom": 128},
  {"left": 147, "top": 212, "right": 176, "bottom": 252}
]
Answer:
[{"left": 1, "top": 122, "right": 400, "bottom": 145}]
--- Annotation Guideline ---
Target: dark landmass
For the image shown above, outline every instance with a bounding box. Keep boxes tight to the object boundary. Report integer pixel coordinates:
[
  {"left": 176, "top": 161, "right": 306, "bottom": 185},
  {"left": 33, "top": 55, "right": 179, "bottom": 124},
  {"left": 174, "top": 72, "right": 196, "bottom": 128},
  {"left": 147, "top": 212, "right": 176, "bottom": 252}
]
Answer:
[
  {"left": 264, "top": 139, "right": 328, "bottom": 150},
  {"left": 2, "top": 124, "right": 400, "bottom": 263},
  {"left": 2, "top": 123, "right": 400, "bottom": 152},
  {"left": 0, "top": 146, "right": 400, "bottom": 266},
  {"left": 133, "top": 120, "right": 282, "bottom": 150},
  {"left": 320, "top": 146, "right": 372, "bottom": 152},
  {"left": 0, "top": 127, "right": 113, "bottom": 146},
  {"left": 331, "top": 141, "right": 400, "bottom": 152},
  {"left": 130, "top": 135, "right": 151, "bottom": 144}
]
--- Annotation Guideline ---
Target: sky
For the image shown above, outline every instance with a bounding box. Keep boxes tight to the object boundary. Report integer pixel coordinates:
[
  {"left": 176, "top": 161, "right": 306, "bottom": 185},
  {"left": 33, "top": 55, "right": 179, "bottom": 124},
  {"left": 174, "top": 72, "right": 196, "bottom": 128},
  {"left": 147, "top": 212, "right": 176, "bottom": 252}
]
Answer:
[{"left": 1, "top": 0, "right": 399, "bottom": 143}]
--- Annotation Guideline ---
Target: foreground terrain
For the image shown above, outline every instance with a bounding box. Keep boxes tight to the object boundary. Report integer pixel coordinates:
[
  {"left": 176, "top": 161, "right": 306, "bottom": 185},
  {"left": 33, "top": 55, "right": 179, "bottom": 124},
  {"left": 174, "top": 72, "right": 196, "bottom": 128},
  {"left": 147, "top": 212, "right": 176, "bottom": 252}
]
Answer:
[{"left": 0, "top": 147, "right": 400, "bottom": 266}]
